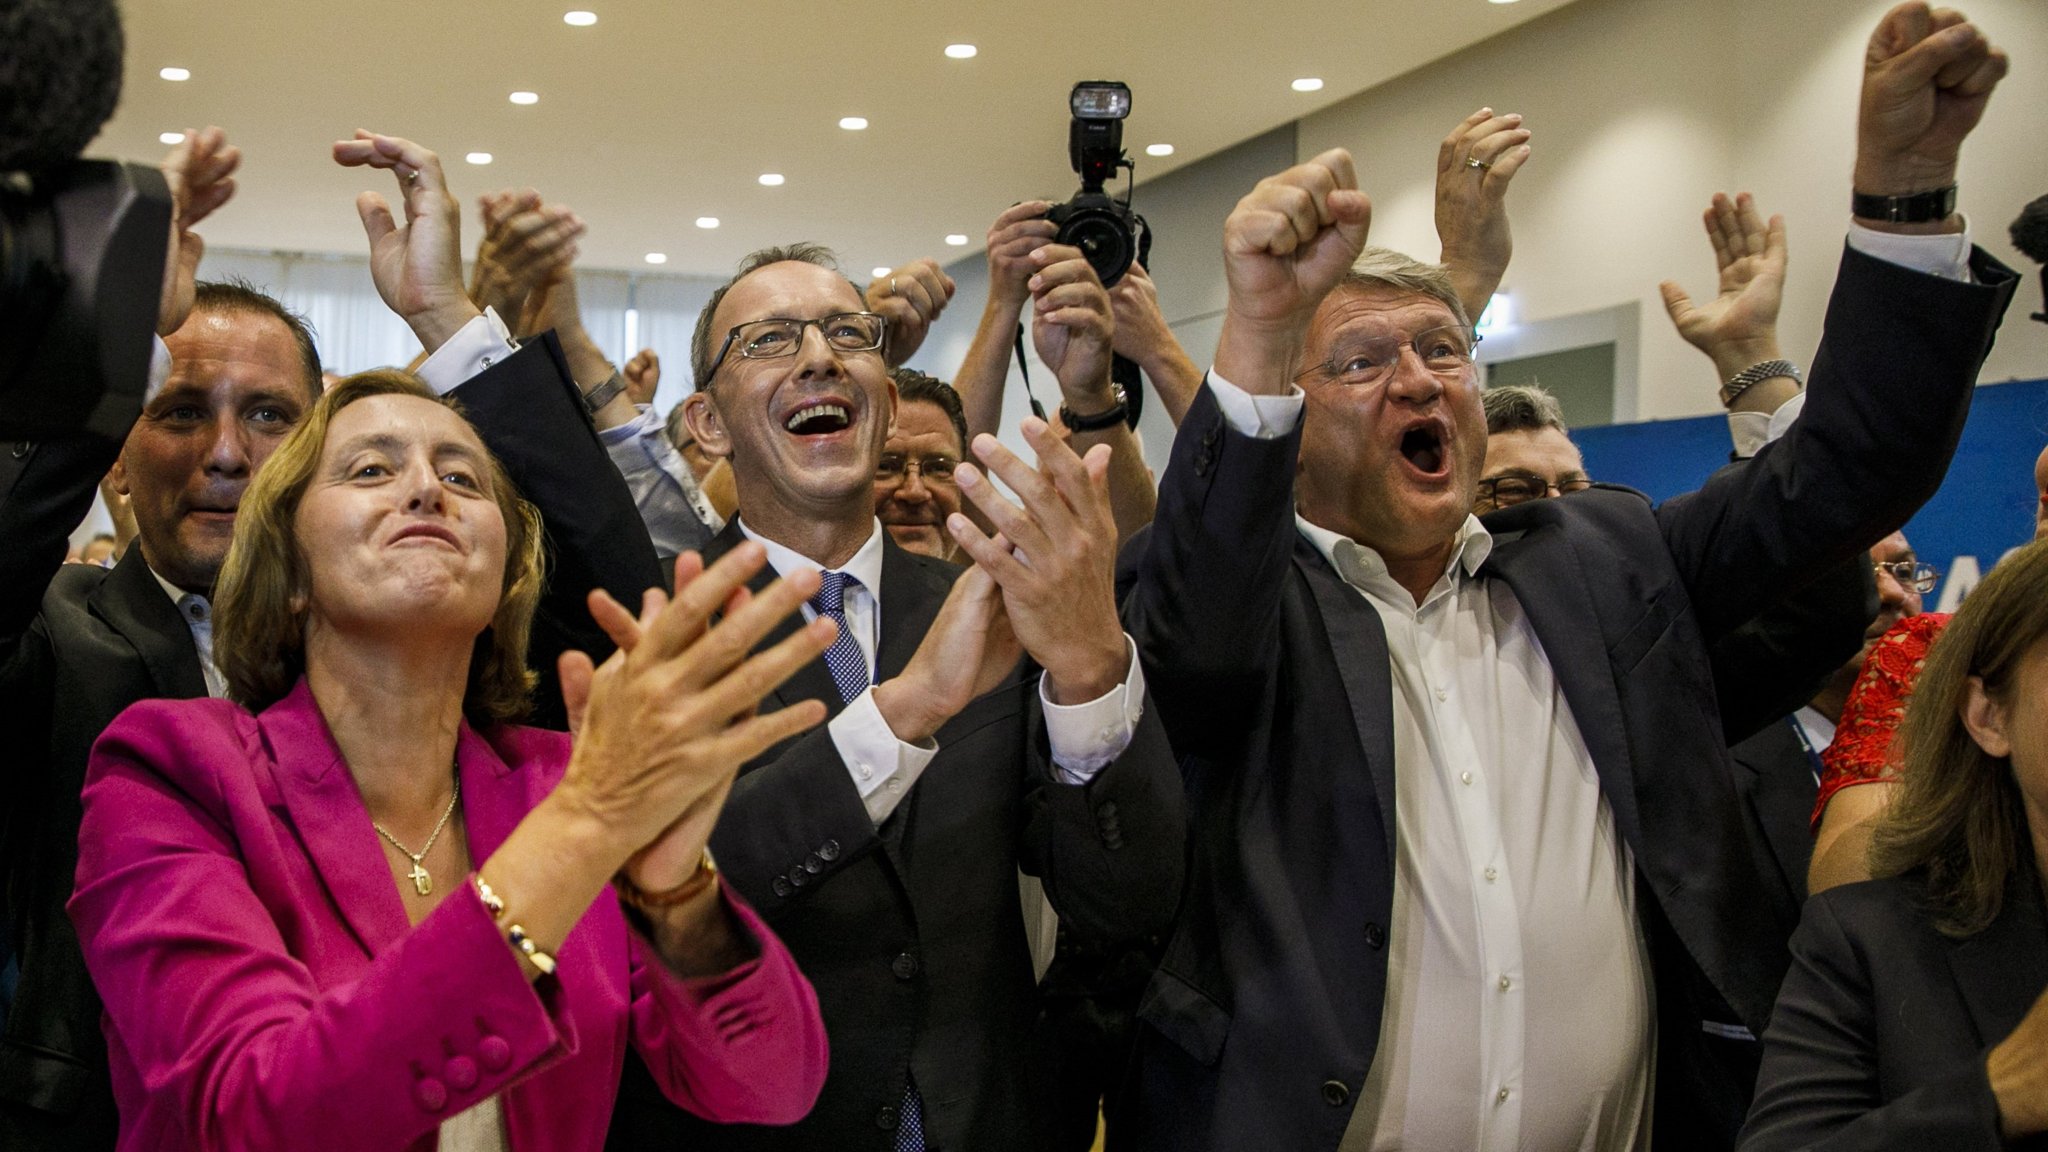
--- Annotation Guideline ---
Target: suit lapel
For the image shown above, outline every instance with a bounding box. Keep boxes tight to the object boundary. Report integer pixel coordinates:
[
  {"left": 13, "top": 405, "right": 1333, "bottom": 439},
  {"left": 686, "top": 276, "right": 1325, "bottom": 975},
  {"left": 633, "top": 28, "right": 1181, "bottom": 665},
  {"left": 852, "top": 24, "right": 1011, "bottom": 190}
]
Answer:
[
  {"left": 873, "top": 535, "right": 949, "bottom": 685},
  {"left": 1947, "top": 872, "right": 2048, "bottom": 1048},
  {"left": 1739, "top": 722, "right": 1819, "bottom": 906},
  {"left": 88, "top": 549, "right": 208, "bottom": 699},
  {"left": 1479, "top": 512, "right": 1644, "bottom": 849},
  {"left": 1296, "top": 538, "right": 1399, "bottom": 868},
  {"left": 259, "top": 679, "right": 412, "bottom": 958}
]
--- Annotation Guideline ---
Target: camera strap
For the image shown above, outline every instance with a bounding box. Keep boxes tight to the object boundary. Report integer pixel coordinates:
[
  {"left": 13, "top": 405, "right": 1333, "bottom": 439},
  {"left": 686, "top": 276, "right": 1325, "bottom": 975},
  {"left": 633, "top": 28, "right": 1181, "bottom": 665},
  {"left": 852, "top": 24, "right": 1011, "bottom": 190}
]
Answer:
[
  {"left": 1010, "top": 321, "right": 1145, "bottom": 431},
  {"left": 1013, "top": 322, "right": 1050, "bottom": 422}
]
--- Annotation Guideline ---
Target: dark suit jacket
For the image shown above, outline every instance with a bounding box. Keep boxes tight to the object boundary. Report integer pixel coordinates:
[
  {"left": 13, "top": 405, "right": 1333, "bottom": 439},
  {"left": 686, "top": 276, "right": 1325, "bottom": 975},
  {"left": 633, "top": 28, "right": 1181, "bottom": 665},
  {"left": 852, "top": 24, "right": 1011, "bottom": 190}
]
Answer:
[
  {"left": 0, "top": 335, "right": 603, "bottom": 1151},
  {"left": 445, "top": 353, "right": 1185, "bottom": 1152},
  {"left": 1738, "top": 871, "right": 2048, "bottom": 1152},
  {"left": 1729, "top": 719, "right": 1823, "bottom": 922},
  {"left": 1117, "top": 244, "right": 2014, "bottom": 1152},
  {"left": 1711, "top": 556, "right": 1875, "bottom": 747}
]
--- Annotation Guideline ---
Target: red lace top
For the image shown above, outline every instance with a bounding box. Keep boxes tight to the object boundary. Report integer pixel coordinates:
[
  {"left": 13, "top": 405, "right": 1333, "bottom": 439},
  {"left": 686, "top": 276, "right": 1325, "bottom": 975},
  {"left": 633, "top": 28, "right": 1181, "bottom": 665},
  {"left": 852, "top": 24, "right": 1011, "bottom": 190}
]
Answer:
[{"left": 1812, "top": 611, "right": 1951, "bottom": 830}]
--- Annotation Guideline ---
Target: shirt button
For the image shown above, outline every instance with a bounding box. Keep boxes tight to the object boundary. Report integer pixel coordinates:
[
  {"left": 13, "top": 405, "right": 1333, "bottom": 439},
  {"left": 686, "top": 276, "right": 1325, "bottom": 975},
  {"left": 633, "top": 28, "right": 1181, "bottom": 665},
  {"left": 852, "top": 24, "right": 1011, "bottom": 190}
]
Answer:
[
  {"left": 1434, "top": 687, "right": 1447, "bottom": 702},
  {"left": 1460, "top": 772, "right": 1473, "bottom": 785},
  {"left": 1483, "top": 867, "right": 1497, "bottom": 882},
  {"left": 887, "top": 780, "right": 901, "bottom": 793},
  {"left": 1497, "top": 1087, "right": 1511, "bottom": 1104},
  {"left": 1499, "top": 976, "right": 1512, "bottom": 992},
  {"left": 857, "top": 762, "right": 873, "bottom": 780}
]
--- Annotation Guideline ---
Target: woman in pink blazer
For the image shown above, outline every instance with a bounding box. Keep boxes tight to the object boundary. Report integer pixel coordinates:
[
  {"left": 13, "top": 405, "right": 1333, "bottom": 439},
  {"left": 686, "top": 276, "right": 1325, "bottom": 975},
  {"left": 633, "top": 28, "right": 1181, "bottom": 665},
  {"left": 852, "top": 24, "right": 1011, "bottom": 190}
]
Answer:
[{"left": 70, "top": 371, "right": 840, "bottom": 1151}]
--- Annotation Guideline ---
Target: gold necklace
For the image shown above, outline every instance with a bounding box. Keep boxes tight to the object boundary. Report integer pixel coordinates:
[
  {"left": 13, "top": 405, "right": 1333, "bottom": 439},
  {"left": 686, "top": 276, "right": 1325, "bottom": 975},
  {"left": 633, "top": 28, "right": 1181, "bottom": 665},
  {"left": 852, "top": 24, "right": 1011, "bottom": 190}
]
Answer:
[{"left": 371, "top": 770, "right": 461, "bottom": 897}]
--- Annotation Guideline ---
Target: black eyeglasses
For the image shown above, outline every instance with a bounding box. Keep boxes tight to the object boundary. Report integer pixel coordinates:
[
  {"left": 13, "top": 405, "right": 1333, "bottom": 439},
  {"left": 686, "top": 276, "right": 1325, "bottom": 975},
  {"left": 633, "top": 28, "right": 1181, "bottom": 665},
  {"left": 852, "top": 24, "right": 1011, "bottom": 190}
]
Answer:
[
  {"left": 1475, "top": 472, "right": 1593, "bottom": 510},
  {"left": 875, "top": 453, "right": 959, "bottom": 485},
  {"left": 1875, "top": 559, "right": 1940, "bottom": 595},
  {"left": 1297, "top": 324, "right": 1481, "bottom": 387},
  {"left": 706, "top": 312, "right": 887, "bottom": 380}
]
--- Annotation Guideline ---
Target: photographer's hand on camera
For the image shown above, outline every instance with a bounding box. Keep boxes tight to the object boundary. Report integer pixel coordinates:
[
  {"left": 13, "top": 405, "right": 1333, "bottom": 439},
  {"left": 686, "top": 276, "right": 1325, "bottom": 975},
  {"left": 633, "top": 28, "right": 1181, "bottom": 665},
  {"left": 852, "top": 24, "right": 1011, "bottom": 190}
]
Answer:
[
  {"left": 866, "top": 258, "right": 955, "bottom": 367},
  {"left": 1108, "top": 262, "right": 1201, "bottom": 427},
  {"left": 1217, "top": 148, "right": 1373, "bottom": 395},
  {"left": 952, "top": 201, "right": 1061, "bottom": 441},
  {"left": 331, "top": 131, "right": 482, "bottom": 353},
  {"left": 1435, "top": 107, "right": 1530, "bottom": 323},
  {"left": 156, "top": 127, "right": 241, "bottom": 337}
]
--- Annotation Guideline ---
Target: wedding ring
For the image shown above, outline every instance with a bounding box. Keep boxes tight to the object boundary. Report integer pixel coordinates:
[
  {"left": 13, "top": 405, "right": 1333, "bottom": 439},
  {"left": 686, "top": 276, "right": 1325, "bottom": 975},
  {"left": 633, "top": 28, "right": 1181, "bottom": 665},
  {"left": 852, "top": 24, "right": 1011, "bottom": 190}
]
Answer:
[{"left": 1466, "top": 157, "right": 1490, "bottom": 171}]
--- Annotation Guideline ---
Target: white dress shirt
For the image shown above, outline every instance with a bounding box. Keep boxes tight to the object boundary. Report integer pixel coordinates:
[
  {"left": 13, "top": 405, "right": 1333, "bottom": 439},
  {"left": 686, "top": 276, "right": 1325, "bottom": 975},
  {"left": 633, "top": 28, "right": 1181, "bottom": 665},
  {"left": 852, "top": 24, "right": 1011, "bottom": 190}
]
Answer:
[
  {"left": 148, "top": 567, "right": 226, "bottom": 699},
  {"left": 1201, "top": 223, "right": 1976, "bottom": 1152},
  {"left": 739, "top": 519, "right": 1146, "bottom": 826}
]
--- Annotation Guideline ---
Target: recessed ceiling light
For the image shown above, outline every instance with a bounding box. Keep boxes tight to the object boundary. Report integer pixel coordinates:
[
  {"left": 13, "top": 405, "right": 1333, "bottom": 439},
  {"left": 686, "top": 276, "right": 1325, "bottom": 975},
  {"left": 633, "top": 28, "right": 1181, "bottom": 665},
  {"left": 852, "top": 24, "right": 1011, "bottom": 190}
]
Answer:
[
  {"left": 758, "top": 173, "right": 785, "bottom": 186},
  {"left": 466, "top": 152, "right": 493, "bottom": 165},
  {"left": 1291, "top": 77, "right": 1324, "bottom": 92},
  {"left": 563, "top": 10, "right": 598, "bottom": 25},
  {"left": 839, "top": 116, "right": 869, "bottom": 131},
  {"left": 1146, "top": 143, "right": 1174, "bottom": 157},
  {"left": 872, "top": 266, "right": 893, "bottom": 278},
  {"left": 1488, "top": 0, "right": 1521, "bottom": 5},
  {"left": 509, "top": 90, "right": 539, "bottom": 105},
  {"left": 944, "top": 234, "right": 969, "bottom": 246},
  {"left": 159, "top": 67, "right": 191, "bottom": 81},
  {"left": 696, "top": 217, "right": 720, "bottom": 229},
  {"left": 944, "top": 43, "right": 977, "bottom": 59},
  {"left": 644, "top": 252, "right": 667, "bottom": 265},
  {"left": 159, "top": 131, "right": 185, "bottom": 145}
]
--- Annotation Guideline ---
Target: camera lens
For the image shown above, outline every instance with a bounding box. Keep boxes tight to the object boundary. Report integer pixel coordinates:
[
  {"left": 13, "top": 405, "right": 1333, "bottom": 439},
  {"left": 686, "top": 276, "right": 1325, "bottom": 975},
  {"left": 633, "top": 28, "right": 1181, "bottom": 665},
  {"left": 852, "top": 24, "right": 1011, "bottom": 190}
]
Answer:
[{"left": 1055, "top": 206, "right": 1134, "bottom": 287}]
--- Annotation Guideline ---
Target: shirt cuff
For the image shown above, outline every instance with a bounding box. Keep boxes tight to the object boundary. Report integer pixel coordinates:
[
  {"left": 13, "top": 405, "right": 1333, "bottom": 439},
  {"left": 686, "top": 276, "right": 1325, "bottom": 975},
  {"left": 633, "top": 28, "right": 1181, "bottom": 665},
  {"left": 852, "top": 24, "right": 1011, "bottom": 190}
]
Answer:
[
  {"left": 1040, "top": 634, "right": 1147, "bottom": 785},
  {"left": 1845, "top": 218, "right": 1973, "bottom": 283},
  {"left": 415, "top": 308, "right": 519, "bottom": 395},
  {"left": 601, "top": 404, "right": 660, "bottom": 447},
  {"left": 829, "top": 687, "right": 940, "bottom": 825},
  {"left": 144, "top": 335, "right": 173, "bottom": 403},
  {"left": 1205, "top": 370, "right": 1304, "bottom": 439},
  {"left": 1726, "top": 391, "right": 1805, "bottom": 459}
]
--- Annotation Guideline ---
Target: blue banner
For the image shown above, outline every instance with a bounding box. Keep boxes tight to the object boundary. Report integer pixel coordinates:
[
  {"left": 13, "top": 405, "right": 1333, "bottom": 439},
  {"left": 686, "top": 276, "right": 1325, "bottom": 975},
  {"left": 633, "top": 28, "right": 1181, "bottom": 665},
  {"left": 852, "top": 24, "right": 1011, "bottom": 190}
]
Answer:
[{"left": 1574, "top": 378, "right": 2048, "bottom": 612}]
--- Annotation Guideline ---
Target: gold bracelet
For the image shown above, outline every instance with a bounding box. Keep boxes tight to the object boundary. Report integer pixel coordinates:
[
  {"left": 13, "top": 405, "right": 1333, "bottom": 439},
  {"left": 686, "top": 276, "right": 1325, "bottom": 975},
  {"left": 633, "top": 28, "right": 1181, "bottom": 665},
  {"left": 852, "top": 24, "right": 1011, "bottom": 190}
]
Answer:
[
  {"left": 613, "top": 849, "right": 719, "bottom": 912},
  {"left": 477, "top": 876, "right": 557, "bottom": 976},
  {"left": 506, "top": 924, "right": 556, "bottom": 976}
]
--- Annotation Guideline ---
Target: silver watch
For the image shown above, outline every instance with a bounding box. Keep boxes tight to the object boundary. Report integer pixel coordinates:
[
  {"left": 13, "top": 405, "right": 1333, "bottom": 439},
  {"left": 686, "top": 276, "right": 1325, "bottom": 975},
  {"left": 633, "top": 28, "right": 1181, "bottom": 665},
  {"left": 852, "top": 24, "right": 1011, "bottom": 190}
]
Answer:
[
  {"left": 581, "top": 369, "right": 627, "bottom": 414},
  {"left": 1721, "top": 359, "right": 1802, "bottom": 407}
]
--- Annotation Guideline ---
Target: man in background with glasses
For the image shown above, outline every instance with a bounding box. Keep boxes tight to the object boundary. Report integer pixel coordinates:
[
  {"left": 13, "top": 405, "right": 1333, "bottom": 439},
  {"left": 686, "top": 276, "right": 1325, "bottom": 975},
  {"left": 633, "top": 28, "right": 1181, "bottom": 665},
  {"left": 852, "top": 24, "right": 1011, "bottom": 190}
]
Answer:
[{"left": 874, "top": 368, "right": 971, "bottom": 562}]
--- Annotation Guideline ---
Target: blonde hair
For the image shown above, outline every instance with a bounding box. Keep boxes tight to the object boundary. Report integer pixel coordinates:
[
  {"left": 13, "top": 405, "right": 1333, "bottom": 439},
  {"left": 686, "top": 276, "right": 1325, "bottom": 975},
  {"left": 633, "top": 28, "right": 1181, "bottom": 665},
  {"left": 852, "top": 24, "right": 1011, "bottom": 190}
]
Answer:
[
  {"left": 1871, "top": 540, "right": 2048, "bottom": 936},
  {"left": 212, "top": 370, "right": 545, "bottom": 726}
]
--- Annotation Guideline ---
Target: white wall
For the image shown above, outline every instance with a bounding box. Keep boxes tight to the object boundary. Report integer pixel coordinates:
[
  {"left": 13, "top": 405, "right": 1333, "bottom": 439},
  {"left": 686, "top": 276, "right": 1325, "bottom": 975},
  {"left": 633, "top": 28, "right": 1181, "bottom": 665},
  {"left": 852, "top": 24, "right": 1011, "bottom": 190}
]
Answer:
[{"left": 1298, "top": 0, "right": 2048, "bottom": 420}]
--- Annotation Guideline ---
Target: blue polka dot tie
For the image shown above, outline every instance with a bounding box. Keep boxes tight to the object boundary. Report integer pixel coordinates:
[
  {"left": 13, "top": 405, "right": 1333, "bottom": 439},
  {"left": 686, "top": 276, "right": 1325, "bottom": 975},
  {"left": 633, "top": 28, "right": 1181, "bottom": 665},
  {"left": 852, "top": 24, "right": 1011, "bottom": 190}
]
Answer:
[
  {"left": 810, "top": 572, "right": 927, "bottom": 1149},
  {"left": 809, "top": 571, "right": 870, "bottom": 704}
]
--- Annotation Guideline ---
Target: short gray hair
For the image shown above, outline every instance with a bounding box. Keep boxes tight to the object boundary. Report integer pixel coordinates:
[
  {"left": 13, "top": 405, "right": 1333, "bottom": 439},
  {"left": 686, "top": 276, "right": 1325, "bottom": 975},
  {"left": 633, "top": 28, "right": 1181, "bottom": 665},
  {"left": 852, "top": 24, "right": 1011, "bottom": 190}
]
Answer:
[
  {"left": 689, "top": 242, "right": 863, "bottom": 391},
  {"left": 1482, "top": 383, "right": 1568, "bottom": 436},
  {"left": 1332, "top": 247, "right": 1472, "bottom": 331}
]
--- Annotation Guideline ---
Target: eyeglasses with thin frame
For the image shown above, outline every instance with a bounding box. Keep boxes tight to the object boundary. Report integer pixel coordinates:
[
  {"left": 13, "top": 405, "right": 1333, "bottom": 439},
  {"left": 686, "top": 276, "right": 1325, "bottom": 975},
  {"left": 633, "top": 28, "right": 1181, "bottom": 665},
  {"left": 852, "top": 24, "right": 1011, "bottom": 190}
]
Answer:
[
  {"left": 1875, "top": 559, "right": 1940, "bottom": 595},
  {"left": 1296, "top": 323, "right": 1481, "bottom": 388},
  {"left": 1475, "top": 472, "right": 1593, "bottom": 510},
  {"left": 706, "top": 311, "right": 888, "bottom": 380},
  {"left": 875, "top": 452, "right": 960, "bottom": 486}
]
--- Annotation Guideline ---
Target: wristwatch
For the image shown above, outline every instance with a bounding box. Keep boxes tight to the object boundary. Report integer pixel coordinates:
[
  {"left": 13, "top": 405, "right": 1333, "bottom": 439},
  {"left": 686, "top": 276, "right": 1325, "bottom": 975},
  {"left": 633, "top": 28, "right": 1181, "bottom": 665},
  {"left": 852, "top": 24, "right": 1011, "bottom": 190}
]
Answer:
[
  {"left": 581, "top": 369, "right": 627, "bottom": 415},
  {"left": 1851, "top": 185, "right": 1957, "bottom": 225},
  {"left": 1059, "top": 384, "right": 1129, "bottom": 433},
  {"left": 1721, "top": 359, "right": 1803, "bottom": 407}
]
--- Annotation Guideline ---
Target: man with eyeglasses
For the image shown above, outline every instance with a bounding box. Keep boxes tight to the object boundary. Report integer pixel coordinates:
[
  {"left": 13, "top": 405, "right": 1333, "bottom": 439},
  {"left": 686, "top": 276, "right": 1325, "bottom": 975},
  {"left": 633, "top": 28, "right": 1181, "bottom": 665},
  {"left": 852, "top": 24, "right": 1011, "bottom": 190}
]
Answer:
[
  {"left": 874, "top": 368, "right": 970, "bottom": 562},
  {"left": 570, "top": 243, "right": 1184, "bottom": 1152},
  {"left": 1119, "top": 10, "right": 2016, "bottom": 1150}
]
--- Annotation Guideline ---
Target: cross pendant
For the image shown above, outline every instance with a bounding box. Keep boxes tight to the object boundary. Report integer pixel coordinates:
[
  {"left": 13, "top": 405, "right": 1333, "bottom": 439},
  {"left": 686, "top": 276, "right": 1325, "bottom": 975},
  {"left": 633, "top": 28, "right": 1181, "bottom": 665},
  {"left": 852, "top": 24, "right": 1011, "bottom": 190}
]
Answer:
[{"left": 407, "top": 861, "right": 432, "bottom": 897}]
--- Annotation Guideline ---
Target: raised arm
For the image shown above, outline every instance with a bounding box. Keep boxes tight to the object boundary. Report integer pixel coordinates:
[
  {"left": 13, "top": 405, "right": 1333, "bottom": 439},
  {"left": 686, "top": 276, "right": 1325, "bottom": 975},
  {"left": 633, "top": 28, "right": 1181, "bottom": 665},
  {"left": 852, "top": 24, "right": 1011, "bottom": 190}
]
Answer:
[
  {"left": 953, "top": 201, "right": 1059, "bottom": 439},
  {"left": 1655, "top": 3, "right": 2015, "bottom": 643},
  {"left": 866, "top": 258, "right": 956, "bottom": 369},
  {"left": 1435, "top": 107, "right": 1531, "bottom": 323},
  {"left": 1108, "top": 263, "right": 1203, "bottom": 428}
]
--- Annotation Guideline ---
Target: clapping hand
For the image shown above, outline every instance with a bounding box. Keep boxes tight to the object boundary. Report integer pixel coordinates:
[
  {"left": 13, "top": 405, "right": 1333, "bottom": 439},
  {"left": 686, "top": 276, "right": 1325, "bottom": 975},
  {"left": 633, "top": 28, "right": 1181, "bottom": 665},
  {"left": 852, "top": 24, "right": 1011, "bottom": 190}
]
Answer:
[
  {"left": 555, "top": 545, "right": 835, "bottom": 892},
  {"left": 1216, "top": 149, "right": 1373, "bottom": 392},
  {"left": 950, "top": 420, "right": 1128, "bottom": 705},
  {"left": 1435, "top": 107, "right": 1531, "bottom": 322},
  {"left": 470, "top": 188, "right": 584, "bottom": 331},
  {"left": 331, "top": 131, "right": 479, "bottom": 352},
  {"left": 1658, "top": 193, "right": 1789, "bottom": 382},
  {"left": 157, "top": 127, "right": 241, "bottom": 336}
]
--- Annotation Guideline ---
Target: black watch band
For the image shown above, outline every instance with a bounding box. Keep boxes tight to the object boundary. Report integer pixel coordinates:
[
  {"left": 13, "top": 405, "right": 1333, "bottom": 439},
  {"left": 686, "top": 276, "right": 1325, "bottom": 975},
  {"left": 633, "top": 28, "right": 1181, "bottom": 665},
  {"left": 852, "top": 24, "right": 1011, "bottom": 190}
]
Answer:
[
  {"left": 1851, "top": 185, "right": 1957, "bottom": 224},
  {"left": 581, "top": 369, "right": 627, "bottom": 415},
  {"left": 1059, "top": 388, "right": 1129, "bottom": 433}
]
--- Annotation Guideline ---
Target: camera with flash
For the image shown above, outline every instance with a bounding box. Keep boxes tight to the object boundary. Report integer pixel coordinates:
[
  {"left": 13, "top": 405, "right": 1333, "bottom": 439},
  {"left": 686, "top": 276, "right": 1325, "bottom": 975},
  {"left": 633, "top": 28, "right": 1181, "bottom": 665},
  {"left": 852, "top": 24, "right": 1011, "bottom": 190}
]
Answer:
[{"left": 1046, "top": 81, "right": 1149, "bottom": 288}]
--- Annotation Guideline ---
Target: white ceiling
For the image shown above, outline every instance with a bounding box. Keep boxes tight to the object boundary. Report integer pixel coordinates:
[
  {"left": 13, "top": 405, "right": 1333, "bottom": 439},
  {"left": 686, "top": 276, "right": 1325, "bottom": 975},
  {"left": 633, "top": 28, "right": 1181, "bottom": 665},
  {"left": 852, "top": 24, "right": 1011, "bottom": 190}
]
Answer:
[{"left": 96, "top": 0, "right": 1577, "bottom": 278}]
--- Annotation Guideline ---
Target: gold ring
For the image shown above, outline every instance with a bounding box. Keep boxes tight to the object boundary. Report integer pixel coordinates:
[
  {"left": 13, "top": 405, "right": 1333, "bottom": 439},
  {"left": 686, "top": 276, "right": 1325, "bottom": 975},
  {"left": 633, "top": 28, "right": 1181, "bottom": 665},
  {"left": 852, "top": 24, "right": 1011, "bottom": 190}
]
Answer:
[{"left": 1466, "top": 157, "right": 1490, "bottom": 171}]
